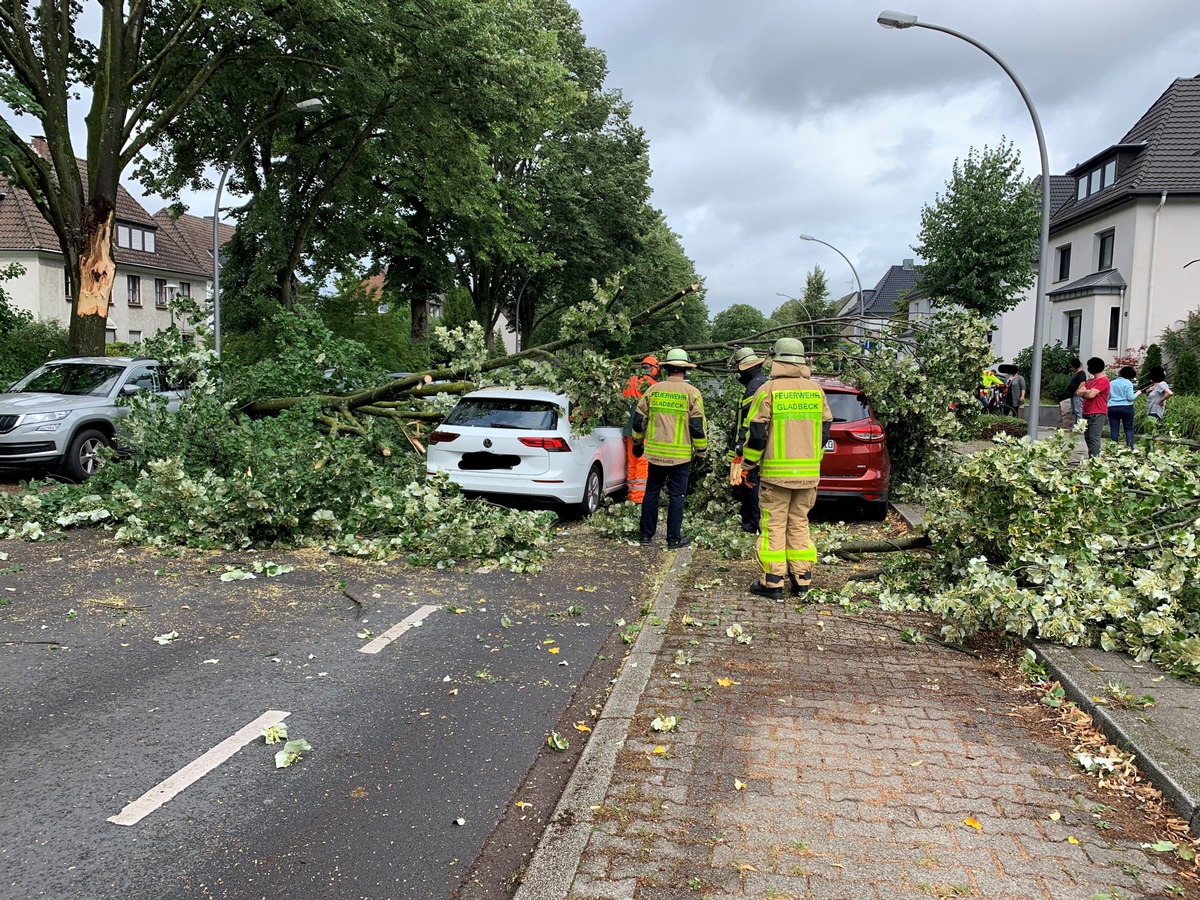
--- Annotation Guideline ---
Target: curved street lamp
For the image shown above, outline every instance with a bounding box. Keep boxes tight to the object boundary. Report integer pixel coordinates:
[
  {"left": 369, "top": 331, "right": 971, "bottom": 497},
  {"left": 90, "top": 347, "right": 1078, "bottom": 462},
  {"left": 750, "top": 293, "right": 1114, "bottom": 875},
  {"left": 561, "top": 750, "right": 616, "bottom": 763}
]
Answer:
[
  {"left": 878, "top": 11, "right": 1051, "bottom": 439},
  {"left": 799, "top": 234, "right": 864, "bottom": 325},
  {"left": 212, "top": 97, "right": 325, "bottom": 359}
]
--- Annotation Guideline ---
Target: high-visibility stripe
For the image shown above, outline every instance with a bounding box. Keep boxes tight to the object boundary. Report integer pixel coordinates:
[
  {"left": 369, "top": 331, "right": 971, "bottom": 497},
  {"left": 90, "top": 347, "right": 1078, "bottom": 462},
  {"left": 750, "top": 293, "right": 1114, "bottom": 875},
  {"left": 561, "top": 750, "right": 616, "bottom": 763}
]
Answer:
[
  {"left": 645, "top": 440, "right": 691, "bottom": 458},
  {"left": 785, "top": 545, "right": 818, "bottom": 563}
]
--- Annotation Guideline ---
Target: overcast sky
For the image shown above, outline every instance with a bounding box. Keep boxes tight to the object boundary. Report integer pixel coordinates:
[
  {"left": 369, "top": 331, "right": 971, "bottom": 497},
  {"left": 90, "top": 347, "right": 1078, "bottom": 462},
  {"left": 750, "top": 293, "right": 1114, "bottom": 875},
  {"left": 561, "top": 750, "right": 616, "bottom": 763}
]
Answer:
[{"left": 570, "top": 0, "right": 1200, "bottom": 317}]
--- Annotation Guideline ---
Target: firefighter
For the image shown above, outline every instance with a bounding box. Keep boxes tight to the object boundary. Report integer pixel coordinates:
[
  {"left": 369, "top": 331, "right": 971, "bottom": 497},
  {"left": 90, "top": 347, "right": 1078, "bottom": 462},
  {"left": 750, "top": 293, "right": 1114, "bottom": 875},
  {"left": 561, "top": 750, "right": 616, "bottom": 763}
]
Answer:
[
  {"left": 622, "top": 355, "right": 659, "bottom": 503},
  {"left": 737, "top": 337, "right": 832, "bottom": 600},
  {"left": 726, "top": 347, "right": 768, "bottom": 533},
  {"left": 631, "top": 348, "right": 707, "bottom": 550}
]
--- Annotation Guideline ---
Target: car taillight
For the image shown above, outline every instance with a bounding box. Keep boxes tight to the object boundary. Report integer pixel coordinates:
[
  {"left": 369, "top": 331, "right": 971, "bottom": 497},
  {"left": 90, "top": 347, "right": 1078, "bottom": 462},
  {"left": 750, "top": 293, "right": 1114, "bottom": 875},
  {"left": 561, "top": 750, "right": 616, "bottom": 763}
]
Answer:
[
  {"left": 519, "top": 436, "right": 571, "bottom": 452},
  {"left": 846, "top": 424, "right": 885, "bottom": 443},
  {"left": 428, "top": 430, "right": 459, "bottom": 444}
]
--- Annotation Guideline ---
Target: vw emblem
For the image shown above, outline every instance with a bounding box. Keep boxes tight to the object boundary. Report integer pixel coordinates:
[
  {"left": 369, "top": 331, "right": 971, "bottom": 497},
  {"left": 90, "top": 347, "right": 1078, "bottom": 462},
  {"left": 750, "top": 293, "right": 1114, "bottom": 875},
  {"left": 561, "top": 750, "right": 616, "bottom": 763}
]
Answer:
[{"left": 483, "top": 438, "right": 493, "bottom": 448}]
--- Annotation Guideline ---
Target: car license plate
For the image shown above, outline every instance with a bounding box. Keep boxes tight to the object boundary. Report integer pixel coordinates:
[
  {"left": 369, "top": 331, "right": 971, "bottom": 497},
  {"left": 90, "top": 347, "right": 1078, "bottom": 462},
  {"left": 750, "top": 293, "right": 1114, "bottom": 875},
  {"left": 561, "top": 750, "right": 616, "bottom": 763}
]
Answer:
[{"left": 823, "top": 439, "right": 835, "bottom": 452}]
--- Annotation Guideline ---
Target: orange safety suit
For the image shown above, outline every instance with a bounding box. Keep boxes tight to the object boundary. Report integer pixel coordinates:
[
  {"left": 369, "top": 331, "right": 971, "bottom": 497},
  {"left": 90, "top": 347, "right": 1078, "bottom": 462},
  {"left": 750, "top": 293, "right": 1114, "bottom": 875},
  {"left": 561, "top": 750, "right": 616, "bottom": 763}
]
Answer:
[{"left": 622, "top": 371, "right": 657, "bottom": 502}]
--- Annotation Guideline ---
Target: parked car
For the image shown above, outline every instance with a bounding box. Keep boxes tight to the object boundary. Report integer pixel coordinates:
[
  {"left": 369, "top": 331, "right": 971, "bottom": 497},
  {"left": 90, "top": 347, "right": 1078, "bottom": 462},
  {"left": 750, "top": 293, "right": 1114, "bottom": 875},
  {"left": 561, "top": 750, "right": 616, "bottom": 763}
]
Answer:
[
  {"left": 425, "top": 387, "right": 626, "bottom": 516},
  {"left": 814, "top": 376, "right": 891, "bottom": 520},
  {"left": 0, "top": 357, "right": 187, "bottom": 481}
]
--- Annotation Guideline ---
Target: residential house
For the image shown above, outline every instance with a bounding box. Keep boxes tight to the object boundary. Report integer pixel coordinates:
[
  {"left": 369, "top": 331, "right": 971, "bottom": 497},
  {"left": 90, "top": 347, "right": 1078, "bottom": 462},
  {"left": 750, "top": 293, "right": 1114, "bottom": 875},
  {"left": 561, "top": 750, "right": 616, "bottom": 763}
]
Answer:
[
  {"left": 993, "top": 75, "right": 1200, "bottom": 366},
  {"left": 860, "top": 259, "right": 922, "bottom": 337},
  {"left": 0, "top": 137, "right": 233, "bottom": 346}
]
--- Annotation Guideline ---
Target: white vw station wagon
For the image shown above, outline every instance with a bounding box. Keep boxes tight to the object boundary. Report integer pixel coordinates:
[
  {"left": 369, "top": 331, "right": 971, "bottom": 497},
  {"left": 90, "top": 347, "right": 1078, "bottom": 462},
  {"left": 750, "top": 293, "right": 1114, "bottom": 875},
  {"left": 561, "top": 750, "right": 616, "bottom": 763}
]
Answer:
[{"left": 425, "top": 387, "right": 627, "bottom": 516}]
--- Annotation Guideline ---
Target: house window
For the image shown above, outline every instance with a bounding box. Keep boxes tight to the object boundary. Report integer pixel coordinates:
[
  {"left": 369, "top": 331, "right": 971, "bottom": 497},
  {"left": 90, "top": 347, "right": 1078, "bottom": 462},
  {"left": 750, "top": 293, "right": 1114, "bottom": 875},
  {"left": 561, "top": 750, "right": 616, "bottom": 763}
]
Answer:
[
  {"left": 105, "top": 328, "right": 117, "bottom": 343},
  {"left": 127, "top": 275, "right": 142, "bottom": 306},
  {"left": 1055, "top": 245, "right": 1071, "bottom": 282},
  {"left": 1066, "top": 312, "right": 1082, "bottom": 350},
  {"left": 179, "top": 282, "right": 191, "bottom": 298},
  {"left": 1076, "top": 159, "right": 1119, "bottom": 200},
  {"left": 1108, "top": 307, "right": 1121, "bottom": 350},
  {"left": 128, "top": 330, "right": 142, "bottom": 343},
  {"left": 1098, "top": 231, "right": 1115, "bottom": 271},
  {"left": 116, "top": 223, "right": 156, "bottom": 253},
  {"left": 155, "top": 278, "right": 168, "bottom": 308}
]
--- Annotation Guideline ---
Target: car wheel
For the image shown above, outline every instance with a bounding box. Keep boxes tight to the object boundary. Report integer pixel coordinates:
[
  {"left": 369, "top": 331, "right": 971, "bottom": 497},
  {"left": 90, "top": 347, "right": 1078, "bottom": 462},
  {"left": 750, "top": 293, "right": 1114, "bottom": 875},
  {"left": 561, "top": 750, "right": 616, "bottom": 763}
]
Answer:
[
  {"left": 862, "top": 500, "right": 889, "bottom": 521},
  {"left": 575, "top": 464, "right": 603, "bottom": 518},
  {"left": 63, "top": 428, "right": 110, "bottom": 482}
]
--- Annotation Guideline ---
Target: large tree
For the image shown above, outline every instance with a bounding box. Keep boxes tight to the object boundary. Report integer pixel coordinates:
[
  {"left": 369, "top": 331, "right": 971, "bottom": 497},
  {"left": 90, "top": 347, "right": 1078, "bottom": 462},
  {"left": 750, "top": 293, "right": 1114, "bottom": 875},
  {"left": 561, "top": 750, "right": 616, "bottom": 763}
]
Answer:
[
  {"left": 710, "top": 303, "right": 768, "bottom": 346},
  {"left": 912, "top": 141, "right": 1039, "bottom": 319},
  {"left": 0, "top": 0, "right": 288, "bottom": 355}
]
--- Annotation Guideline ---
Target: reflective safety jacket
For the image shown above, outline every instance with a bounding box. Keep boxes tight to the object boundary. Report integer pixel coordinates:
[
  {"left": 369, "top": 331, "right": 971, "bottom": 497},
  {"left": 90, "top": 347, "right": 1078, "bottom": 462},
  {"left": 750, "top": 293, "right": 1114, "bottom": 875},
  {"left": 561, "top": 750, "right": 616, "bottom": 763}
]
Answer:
[
  {"left": 726, "top": 367, "right": 768, "bottom": 463},
  {"left": 632, "top": 377, "right": 707, "bottom": 467},
  {"left": 741, "top": 361, "right": 832, "bottom": 488}
]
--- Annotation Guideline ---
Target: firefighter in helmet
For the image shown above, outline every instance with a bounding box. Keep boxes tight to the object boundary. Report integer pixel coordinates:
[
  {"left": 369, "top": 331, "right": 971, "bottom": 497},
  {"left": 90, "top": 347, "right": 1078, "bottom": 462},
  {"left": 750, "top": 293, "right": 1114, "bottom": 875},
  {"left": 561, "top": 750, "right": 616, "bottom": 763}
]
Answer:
[
  {"left": 737, "top": 338, "right": 832, "bottom": 600},
  {"left": 632, "top": 349, "right": 707, "bottom": 549},
  {"left": 726, "top": 347, "right": 768, "bottom": 533}
]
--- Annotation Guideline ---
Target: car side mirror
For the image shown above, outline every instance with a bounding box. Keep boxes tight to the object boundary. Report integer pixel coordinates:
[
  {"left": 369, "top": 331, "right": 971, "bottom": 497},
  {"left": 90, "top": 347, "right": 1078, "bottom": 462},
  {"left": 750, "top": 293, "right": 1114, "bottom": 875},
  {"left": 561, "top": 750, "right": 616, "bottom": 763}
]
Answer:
[{"left": 120, "top": 384, "right": 144, "bottom": 396}]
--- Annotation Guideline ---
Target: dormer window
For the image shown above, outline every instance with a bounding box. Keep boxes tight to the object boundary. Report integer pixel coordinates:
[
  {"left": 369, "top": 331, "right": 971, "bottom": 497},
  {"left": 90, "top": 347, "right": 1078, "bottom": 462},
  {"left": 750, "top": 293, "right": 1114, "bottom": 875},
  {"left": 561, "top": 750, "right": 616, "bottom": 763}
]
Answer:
[
  {"left": 1076, "top": 159, "right": 1118, "bottom": 200},
  {"left": 116, "top": 223, "right": 156, "bottom": 253}
]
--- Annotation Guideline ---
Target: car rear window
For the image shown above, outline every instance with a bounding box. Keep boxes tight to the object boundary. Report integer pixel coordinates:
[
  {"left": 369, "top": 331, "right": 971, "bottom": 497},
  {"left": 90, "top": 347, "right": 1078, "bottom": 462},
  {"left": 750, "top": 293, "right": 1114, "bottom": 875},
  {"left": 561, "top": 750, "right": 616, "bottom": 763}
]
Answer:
[
  {"left": 445, "top": 398, "right": 561, "bottom": 430},
  {"left": 825, "top": 390, "right": 871, "bottom": 423}
]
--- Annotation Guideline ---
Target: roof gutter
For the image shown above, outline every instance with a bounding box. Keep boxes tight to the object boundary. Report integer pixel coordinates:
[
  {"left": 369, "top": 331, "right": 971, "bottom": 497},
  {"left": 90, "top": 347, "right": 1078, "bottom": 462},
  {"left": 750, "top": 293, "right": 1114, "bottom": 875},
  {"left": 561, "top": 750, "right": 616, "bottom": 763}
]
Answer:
[{"left": 1144, "top": 191, "right": 1168, "bottom": 345}]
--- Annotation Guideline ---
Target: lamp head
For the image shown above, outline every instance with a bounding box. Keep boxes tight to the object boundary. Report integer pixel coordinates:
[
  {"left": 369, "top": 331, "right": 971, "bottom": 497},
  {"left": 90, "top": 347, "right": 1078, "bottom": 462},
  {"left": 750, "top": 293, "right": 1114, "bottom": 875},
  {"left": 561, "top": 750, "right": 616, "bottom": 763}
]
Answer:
[
  {"left": 798, "top": 234, "right": 815, "bottom": 241},
  {"left": 294, "top": 98, "right": 325, "bottom": 112},
  {"left": 877, "top": 10, "right": 918, "bottom": 28}
]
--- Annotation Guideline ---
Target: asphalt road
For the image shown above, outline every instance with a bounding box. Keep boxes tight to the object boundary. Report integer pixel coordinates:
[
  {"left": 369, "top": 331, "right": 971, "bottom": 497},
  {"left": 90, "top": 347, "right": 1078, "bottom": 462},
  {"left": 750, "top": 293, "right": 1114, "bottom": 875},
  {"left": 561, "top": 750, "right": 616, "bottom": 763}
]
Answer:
[{"left": 0, "top": 525, "right": 657, "bottom": 900}]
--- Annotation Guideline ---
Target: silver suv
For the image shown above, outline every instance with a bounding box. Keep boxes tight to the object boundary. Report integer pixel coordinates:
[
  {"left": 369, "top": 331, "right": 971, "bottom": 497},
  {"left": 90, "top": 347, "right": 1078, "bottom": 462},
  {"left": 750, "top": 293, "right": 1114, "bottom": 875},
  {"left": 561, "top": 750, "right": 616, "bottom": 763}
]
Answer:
[{"left": 0, "top": 357, "right": 186, "bottom": 481}]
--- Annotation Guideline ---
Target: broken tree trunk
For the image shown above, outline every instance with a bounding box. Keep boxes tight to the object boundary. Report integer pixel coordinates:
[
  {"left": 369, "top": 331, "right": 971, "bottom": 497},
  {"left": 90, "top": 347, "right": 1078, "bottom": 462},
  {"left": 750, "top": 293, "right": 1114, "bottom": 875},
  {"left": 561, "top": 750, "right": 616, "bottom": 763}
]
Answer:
[
  {"left": 828, "top": 535, "right": 932, "bottom": 559},
  {"left": 240, "top": 283, "right": 702, "bottom": 418}
]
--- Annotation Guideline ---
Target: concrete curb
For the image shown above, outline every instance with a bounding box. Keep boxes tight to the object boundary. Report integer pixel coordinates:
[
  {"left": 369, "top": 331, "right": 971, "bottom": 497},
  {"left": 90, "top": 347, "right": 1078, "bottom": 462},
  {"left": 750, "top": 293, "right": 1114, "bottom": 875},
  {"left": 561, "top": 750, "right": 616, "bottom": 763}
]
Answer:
[
  {"left": 895, "top": 498, "right": 1199, "bottom": 836},
  {"left": 512, "top": 547, "right": 691, "bottom": 900},
  {"left": 1028, "top": 640, "right": 1200, "bottom": 834}
]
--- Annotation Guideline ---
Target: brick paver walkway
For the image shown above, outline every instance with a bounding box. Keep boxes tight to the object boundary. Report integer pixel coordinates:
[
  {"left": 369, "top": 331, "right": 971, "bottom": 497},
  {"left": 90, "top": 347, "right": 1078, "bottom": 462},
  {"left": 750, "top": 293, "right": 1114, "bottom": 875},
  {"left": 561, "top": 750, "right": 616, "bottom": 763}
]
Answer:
[{"left": 565, "top": 571, "right": 1188, "bottom": 899}]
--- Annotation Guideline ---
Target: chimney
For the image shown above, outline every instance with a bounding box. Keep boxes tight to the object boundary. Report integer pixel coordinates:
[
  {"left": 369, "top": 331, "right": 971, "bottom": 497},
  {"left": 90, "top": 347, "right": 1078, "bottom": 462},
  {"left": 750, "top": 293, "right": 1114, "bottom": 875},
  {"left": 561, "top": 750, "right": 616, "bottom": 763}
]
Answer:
[
  {"left": 31, "top": 136, "right": 50, "bottom": 159},
  {"left": 902, "top": 258, "right": 914, "bottom": 270}
]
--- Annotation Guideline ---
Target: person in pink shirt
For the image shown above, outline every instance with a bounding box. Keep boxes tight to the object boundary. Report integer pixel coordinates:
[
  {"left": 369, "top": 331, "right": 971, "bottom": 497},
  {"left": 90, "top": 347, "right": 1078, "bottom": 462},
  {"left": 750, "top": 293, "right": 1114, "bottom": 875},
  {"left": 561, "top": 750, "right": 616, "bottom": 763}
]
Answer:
[{"left": 1076, "top": 357, "right": 1110, "bottom": 458}]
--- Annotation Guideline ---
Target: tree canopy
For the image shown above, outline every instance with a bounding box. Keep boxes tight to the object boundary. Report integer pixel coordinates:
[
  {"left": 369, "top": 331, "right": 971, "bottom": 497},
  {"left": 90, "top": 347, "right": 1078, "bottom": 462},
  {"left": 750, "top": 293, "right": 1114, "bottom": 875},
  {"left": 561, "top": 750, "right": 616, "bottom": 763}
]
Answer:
[{"left": 912, "top": 141, "right": 1040, "bottom": 319}]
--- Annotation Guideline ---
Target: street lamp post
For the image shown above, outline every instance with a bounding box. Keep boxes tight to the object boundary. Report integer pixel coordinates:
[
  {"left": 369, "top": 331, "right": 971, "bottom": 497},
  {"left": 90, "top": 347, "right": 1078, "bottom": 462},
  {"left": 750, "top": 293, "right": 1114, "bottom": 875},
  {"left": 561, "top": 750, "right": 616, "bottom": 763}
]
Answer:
[
  {"left": 799, "top": 233, "right": 864, "bottom": 321},
  {"left": 877, "top": 10, "right": 1051, "bottom": 439},
  {"left": 212, "top": 98, "right": 325, "bottom": 359}
]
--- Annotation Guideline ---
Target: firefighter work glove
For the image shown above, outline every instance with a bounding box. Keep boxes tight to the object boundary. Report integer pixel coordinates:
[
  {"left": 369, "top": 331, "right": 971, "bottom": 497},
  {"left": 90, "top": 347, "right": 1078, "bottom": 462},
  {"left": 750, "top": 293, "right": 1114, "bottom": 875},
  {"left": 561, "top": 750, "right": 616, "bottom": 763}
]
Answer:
[
  {"left": 742, "top": 467, "right": 757, "bottom": 488},
  {"left": 729, "top": 462, "right": 744, "bottom": 487},
  {"left": 631, "top": 443, "right": 644, "bottom": 458}
]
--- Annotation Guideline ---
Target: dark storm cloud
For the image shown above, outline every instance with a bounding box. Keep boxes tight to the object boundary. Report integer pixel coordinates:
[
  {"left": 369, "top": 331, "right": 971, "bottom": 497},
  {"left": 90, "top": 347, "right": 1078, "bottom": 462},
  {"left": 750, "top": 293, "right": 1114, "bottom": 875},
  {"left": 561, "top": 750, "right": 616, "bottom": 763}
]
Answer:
[{"left": 574, "top": 0, "right": 1200, "bottom": 315}]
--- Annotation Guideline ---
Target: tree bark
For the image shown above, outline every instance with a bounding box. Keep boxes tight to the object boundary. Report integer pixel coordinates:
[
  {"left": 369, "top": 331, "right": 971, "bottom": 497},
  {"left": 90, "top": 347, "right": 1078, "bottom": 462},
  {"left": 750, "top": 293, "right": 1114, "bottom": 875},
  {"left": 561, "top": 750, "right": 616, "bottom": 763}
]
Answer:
[
  {"left": 70, "top": 204, "right": 116, "bottom": 351},
  {"left": 828, "top": 535, "right": 931, "bottom": 559}
]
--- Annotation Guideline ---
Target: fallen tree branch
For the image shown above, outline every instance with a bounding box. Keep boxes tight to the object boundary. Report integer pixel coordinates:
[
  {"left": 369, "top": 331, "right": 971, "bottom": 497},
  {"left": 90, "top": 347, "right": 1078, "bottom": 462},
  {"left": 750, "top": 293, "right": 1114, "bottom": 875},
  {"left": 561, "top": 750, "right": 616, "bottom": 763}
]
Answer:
[{"left": 828, "top": 535, "right": 932, "bottom": 559}]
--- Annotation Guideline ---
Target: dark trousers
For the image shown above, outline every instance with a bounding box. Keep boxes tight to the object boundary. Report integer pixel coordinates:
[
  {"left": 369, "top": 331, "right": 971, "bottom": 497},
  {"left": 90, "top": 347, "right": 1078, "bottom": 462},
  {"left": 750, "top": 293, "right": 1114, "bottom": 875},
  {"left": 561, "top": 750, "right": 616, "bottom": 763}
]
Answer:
[
  {"left": 640, "top": 461, "right": 691, "bottom": 544},
  {"left": 732, "top": 480, "right": 760, "bottom": 531},
  {"left": 1108, "top": 406, "right": 1135, "bottom": 448}
]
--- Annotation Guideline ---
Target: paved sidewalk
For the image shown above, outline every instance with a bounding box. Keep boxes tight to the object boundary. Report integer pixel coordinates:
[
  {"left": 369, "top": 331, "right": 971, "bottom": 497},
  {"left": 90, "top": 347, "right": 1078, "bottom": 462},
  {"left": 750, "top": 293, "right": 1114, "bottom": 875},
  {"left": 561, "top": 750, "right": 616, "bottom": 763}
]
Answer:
[{"left": 516, "top": 547, "right": 1197, "bottom": 900}]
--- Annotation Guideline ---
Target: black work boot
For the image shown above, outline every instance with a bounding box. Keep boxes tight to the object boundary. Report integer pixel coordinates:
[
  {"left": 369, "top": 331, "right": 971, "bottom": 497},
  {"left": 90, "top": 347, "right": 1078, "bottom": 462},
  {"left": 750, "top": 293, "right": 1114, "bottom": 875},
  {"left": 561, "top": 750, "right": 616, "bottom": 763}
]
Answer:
[
  {"left": 789, "top": 572, "right": 811, "bottom": 597},
  {"left": 748, "top": 575, "right": 785, "bottom": 602}
]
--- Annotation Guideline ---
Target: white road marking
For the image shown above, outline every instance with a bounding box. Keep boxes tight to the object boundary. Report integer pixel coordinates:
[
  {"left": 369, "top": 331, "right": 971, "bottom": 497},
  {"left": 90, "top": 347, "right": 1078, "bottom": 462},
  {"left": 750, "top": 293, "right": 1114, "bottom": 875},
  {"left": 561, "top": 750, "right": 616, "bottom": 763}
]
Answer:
[
  {"left": 358, "top": 604, "right": 441, "bottom": 655},
  {"left": 107, "top": 710, "right": 290, "bottom": 827}
]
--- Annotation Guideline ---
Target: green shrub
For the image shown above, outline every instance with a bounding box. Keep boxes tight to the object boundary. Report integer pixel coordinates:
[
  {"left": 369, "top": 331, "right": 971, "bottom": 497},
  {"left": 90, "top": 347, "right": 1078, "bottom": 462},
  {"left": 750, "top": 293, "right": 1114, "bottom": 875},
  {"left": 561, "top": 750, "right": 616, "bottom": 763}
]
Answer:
[
  {"left": 0, "top": 318, "right": 69, "bottom": 383},
  {"left": 1174, "top": 351, "right": 1200, "bottom": 396},
  {"left": 842, "top": 430, "right": 1200, "bottom": 680},
  {"left": 1014, "top": 340, "right": 1076, "bottom": 402}
]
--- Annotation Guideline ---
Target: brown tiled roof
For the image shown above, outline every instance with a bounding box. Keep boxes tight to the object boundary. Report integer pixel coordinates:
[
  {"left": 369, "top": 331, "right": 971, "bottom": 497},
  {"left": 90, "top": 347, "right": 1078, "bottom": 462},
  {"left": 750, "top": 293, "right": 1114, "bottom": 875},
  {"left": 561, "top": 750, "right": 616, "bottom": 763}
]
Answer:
[
  {"left": 152, "top": 209, "right": 235, "bottom": 277},
  {"left": 0, "top": 173, "right": 228, "bottom": 279},
  {"left": 1052, "top": 76, "right": 1200, "bottom": 230}
]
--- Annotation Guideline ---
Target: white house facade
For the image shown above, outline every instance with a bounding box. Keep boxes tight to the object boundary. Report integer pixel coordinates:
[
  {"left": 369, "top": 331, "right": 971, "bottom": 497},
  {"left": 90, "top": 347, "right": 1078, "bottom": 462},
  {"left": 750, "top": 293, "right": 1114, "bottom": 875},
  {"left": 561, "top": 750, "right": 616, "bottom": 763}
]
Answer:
[
  {"left": 993, "top": 76, "right": 1200, "bottom": 368},
  {"left": 0, "top": 139, "right": 232, "bottom": 346}
]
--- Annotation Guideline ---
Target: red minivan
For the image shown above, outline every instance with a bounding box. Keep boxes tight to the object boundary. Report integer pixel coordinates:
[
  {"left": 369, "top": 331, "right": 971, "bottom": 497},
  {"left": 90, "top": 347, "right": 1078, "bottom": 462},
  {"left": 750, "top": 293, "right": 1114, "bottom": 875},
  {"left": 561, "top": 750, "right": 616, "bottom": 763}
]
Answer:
[{"left": 814, "top": 377, "right": 891, "bottom": 519}]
